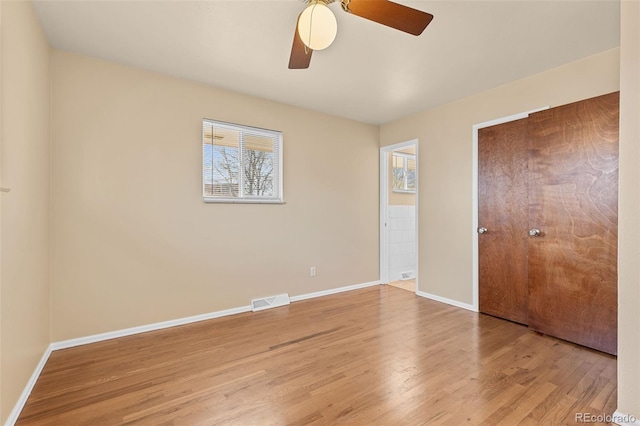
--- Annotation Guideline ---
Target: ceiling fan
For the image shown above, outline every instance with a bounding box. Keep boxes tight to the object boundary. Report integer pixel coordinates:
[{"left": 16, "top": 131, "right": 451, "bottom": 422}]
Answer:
[{"left": 289, "top": 0, "right": 434, "bottom": 69}]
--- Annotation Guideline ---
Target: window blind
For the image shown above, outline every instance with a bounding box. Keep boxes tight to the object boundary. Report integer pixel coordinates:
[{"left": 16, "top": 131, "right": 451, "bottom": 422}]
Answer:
[{"left": 203, "top": 119, "right": 282, "bottom": 203}]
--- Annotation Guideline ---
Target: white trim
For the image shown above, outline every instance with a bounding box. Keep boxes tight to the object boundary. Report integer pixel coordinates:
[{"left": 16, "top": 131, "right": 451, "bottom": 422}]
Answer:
[
  {"left": 612, "top": 410, "right": 640, "bottom": 426},
  {"left": 203, "top": 198, "right": 285, "bottom": 204},
  {"left": 33, "top": 280, "right": 381, "bottom": 353},
  {"left": 4, "top": 345, "right": 53, "bottom": 426},
  {"left": 380, "top": 139, "right": 419, "bottom": 288},
  {"left": 6, "top": 281, "right": 381, "bottom": 425},
  {"left": 416, "top": 290, "right": 476, "bottom": 312},
  {"left": 380, "top": 147, "right": 389, "bottom": 284},
  {"left": 202, "top": 118, "right": 284, "bottom": 204},
  {"left": 290, "top": 280, "right": 381, "bottom": 302},
  {"left": 51, "top": 305, "right": 252, "bottom": 351},
  {"left": 471, "top": 107, "right": 549, "bottom": 312}
]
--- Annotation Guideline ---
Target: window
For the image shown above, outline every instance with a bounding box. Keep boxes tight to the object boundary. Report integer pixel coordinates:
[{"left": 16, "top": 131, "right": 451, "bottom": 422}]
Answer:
[
  {"left": 392, "top": 152, "right": 416, "bottom": 193},
  {"left": 202, "top": 119, "right": 283, "bottom": 203}
]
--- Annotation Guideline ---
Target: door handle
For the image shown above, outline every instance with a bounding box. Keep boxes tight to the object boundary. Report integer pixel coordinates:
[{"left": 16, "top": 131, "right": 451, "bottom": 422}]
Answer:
[
  {"left": 477, "top": 227, "right": 488, "bottom": 234},
  {"left": 529, "top": 228, "right": 542, "bottom": 237}
]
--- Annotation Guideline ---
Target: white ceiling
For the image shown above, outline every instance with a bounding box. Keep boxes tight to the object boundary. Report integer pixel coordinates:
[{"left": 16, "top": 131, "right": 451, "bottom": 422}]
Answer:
[{"left": 32, "top": 0, "right": 620, "bottom": 125}]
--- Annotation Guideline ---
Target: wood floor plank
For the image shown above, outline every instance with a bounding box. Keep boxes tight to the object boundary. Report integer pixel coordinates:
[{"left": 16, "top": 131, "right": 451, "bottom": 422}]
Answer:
[{"left": 17, "top": 286, "right": 616, "bottom": 425}]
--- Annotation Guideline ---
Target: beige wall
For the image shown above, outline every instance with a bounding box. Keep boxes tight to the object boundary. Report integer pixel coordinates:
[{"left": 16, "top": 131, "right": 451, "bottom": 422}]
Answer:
[
  {"left": 388, "top": 146, "right": 416, "bottom": 206},
  {"left": 0, "top": 3, "right": 634, "bottom": 422},
  {"left": 380, "top": 48, "right": 620, "bottom": 305},
  {"left": 617, "top": 0, "right": 640, "bottom": 420},
  {"left": 50, "top": 51, "right": 379, "bottom": 341},
  {"left": 0, "top": 1, "right": 51, "bottom": 423}
]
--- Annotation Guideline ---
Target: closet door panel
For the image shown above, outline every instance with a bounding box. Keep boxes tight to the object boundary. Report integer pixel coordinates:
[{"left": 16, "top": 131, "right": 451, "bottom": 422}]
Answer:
[
  {"left": 478, "top": 118, "right": 529, "bottom": 325},
  {"left": 527, "top": 92, "right": 619, "bottom": 355}
]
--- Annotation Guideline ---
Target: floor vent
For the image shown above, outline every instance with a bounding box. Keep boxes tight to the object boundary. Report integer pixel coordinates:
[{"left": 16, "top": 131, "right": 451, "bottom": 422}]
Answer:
[
  {"left": 400, "top": 271, "right": 414, "bottom": 280},
  {"left": 251, "top": 294, "right": 291, "bottom": 312}
]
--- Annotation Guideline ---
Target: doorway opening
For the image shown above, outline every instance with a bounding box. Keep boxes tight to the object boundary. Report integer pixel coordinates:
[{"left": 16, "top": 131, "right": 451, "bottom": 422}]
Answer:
[{"left": 380, "top": 140, "right": 418, "bottom": 293}]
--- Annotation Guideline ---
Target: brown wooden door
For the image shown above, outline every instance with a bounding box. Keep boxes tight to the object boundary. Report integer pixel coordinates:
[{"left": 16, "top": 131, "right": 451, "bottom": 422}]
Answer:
[
  {"left": 478, "top": 118, "right": 529, "bottom": 325},
  {"left": 527, "top": 92, "right": 619, "bottom": 355}
]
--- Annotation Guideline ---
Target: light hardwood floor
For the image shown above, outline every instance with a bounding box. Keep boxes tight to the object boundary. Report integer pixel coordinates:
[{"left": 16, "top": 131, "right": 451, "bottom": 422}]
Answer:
[
  {"left": 18, "top": 286, "right": 616, "bottom": 425},
  {"left": 388, "top": 279, "right": 416, "bottom": 293}
]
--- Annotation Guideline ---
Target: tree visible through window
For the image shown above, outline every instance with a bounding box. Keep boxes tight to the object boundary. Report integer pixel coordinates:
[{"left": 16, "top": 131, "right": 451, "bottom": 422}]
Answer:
[
  {"left": 203, "top": 120, "right": 283, "bottom": 202},
  {"left": 392, "top": 152, "right": 416, "bottom": 193}
]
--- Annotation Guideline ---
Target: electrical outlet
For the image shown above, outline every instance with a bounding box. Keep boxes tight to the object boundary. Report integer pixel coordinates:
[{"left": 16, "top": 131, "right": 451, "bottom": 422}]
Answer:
[{"left": 310, "top": 266, "right": 316, "bottom": 277}]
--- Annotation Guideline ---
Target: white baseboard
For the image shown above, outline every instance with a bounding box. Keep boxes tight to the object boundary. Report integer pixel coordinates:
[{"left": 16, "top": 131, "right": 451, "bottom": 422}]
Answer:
[
  {"left": 52, "top": 280, "right": 382, "bottom": 350},
  {"left": 4, "top": 345, "right": 53, "bottom": 426},
  {"left": 290, "top": 280, "right": 381, "bottom": 302},
  {"left": 6, "top": 280, "right": 381, "bottom": 425},
  {"left": 51, "top": 280, "right": 381, "bottom": 351},
  {"left": 51, "top": 304, "right": 253, "bottom": 351},
  {"left": 612, "top": 410, "right": 640, "bottom": 426},
  {"left": 416, "top": 290, "right": 477, "bottom": 312}
]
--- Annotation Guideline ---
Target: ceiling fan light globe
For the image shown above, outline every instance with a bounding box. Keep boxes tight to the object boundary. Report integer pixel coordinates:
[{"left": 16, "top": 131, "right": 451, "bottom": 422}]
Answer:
[{"left": 297, "top": 2, "right": 337, "bottom": 51}]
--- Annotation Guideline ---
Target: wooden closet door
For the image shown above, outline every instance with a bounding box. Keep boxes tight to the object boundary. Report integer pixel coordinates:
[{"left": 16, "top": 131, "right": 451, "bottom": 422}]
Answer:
[
  {"left": 478, "top": 118, "right": 529, "bottom": 325},
  {"left": 527, "top": 92, "right": 619, "bottom": 355}
]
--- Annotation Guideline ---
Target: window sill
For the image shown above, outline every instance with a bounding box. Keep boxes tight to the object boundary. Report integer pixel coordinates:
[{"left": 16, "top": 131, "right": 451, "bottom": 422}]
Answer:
[{"left": 203, "top": 197, "right": 285, "bottom": 204}]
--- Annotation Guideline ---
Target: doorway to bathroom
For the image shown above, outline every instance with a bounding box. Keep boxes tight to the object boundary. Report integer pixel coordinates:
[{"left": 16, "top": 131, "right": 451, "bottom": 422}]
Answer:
[{"left": 380, "top": 140, "right": 418, "bottom": 293}]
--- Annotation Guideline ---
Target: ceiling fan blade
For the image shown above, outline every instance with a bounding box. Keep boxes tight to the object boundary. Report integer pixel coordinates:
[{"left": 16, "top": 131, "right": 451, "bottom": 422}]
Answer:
[
  {"left": 289, "top": 14, "right": 313, "bottom": 69},
  {"left": 342, "top": 0, "right": 433, "bottom": 36}
]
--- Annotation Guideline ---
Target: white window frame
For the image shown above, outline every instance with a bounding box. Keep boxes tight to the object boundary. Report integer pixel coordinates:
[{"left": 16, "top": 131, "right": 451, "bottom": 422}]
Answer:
[
  {"left": 392, "top": 151, "right": 416, "bottom": 194},
  {"left": 202, "top": 119, "right": 284, "bottom": 204}
]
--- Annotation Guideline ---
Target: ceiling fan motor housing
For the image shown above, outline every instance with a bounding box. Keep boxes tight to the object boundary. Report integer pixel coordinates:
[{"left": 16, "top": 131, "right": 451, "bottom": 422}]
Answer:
[{"left": 289, "top": 0, "right": 434, "bottom": 69}]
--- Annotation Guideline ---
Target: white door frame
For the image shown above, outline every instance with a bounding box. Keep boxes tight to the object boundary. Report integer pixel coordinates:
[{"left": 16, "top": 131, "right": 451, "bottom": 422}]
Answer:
[
  {"left": 380, "top": 139, "right": 419, "bottom": 290},
  {"left": 471, "top": 107, "right": 548, "bottom": 311}
]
